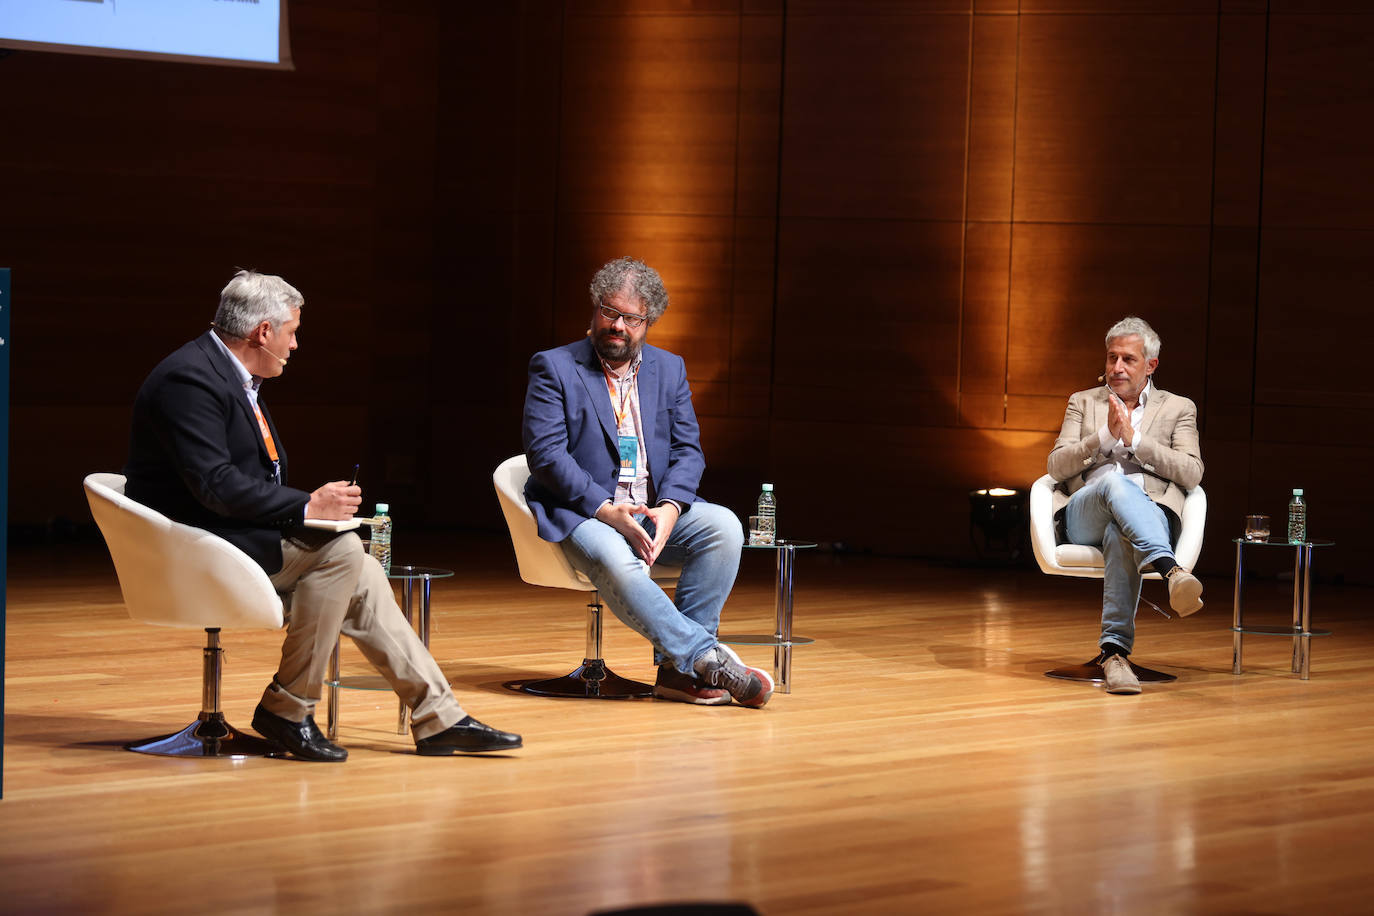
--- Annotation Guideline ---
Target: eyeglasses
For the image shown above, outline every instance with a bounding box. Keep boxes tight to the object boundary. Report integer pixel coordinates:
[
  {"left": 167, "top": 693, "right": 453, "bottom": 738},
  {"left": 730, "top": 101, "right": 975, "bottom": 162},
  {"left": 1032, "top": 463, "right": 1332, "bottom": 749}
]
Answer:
[{"left": 597, "top": 304, "right": 647, "bottom": 329}]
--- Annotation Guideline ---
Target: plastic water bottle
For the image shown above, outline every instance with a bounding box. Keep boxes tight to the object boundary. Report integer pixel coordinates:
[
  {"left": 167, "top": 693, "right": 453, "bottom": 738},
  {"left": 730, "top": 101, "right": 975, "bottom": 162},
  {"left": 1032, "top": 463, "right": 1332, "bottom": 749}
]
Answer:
[
  {"left": 370, "top": 503, "right": 392, "bottom": 574},
  {"left": 1287, "top": 489, "right": 1306, "bottom": 544},
  {"left": 757, "top": 483, "right": 776, "bottom": 545}
]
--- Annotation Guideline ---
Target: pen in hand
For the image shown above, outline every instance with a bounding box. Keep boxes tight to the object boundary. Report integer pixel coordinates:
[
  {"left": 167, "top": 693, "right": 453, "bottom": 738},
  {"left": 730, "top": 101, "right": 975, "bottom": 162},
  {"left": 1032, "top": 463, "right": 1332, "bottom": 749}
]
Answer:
[{"left": 349, "top": 463, "right": 360, "bottom": 487}]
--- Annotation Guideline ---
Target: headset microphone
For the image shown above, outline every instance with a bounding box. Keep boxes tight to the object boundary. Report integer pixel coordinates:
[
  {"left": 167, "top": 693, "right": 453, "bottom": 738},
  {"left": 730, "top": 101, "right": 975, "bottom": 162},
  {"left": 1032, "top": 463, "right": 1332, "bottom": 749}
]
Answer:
[{"left": 211, "top": 322, "right": 288, "bottom": 366}]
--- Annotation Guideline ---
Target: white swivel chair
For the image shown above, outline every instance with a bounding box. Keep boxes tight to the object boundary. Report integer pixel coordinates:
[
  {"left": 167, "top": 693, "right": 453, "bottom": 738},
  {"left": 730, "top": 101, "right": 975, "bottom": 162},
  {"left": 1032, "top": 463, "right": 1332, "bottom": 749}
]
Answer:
[
  {"left": 1029, "top": 473, "right": 1207, "bottom": 682},
  {"left": 83, "top": 473, "right": 284, "bottom": 757},
  {"left": 493, "top": 455, "right": 680, "bottom": 698}
]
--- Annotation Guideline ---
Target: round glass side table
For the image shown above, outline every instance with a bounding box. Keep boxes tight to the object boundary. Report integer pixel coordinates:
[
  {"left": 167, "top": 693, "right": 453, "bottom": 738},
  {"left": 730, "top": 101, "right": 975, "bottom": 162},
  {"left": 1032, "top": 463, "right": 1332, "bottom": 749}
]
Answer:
[
  {"left": 719, "top": 539, "right": 817, "bottom": 694},
  {"left": 325, "top": 565, "right": 454, "bottom": 739},
  {"left": 1232, "top": 538, "right": 1334, "bottom": 680}
]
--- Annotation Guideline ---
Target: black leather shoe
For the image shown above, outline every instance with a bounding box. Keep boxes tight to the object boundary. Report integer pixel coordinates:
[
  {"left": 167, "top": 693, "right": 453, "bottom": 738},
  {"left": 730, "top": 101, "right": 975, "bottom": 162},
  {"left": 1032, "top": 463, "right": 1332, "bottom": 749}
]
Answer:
[
  {"left": 415, "top": 716, "right": 522, "bottom": 755},
  {"left": 251, "top": 703, "right": 348, "bottom": 762}
]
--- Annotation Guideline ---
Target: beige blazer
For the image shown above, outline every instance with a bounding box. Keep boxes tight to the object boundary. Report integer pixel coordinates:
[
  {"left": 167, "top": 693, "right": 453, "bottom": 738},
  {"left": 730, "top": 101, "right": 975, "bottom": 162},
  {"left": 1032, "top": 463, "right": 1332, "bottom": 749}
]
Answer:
[{"left": 1047, "top": 385, "right": 1203, "bottom": 521}]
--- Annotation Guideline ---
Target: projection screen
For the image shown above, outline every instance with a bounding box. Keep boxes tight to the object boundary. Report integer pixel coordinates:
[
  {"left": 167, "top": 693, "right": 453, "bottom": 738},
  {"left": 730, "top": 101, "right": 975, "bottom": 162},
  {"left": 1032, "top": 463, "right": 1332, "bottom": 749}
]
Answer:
[{"left": 0, "top": 0, "right": 293, "bottom": 69}]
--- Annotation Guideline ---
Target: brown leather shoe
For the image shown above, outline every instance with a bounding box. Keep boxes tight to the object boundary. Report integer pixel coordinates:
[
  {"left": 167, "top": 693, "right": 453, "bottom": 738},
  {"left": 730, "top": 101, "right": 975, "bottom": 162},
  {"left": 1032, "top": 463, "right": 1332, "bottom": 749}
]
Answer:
[
  {"left": 1102, "top": 654, "right": 1141, "bottom": 695},
  {"left": 1166, "top": 566, "right": 1204, "bottom": 616}
]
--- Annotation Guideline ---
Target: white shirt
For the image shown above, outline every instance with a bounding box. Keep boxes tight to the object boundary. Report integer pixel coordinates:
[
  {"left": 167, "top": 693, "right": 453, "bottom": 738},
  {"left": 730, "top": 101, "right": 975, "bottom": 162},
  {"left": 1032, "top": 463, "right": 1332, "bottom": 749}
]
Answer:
[{"left": 1086, "top": 380, "right": 1151, "bottom": 493}]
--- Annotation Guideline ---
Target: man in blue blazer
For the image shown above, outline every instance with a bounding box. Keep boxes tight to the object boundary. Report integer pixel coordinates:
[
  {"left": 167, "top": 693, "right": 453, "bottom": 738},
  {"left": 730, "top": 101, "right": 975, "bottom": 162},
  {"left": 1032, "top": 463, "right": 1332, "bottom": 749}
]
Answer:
[
  {"left": 522, "top": 257, "right": 772, "bottom": 708},
  {"left": 125, "top": 269, "right": 521, "bottom": 759}
]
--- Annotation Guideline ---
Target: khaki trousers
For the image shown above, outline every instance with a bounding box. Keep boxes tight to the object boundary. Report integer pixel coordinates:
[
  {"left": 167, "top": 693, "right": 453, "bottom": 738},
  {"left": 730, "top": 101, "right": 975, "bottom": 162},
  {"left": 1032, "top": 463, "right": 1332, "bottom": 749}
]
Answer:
[{"left": 260, "top": 530, "right": 464, "bottom": 740}]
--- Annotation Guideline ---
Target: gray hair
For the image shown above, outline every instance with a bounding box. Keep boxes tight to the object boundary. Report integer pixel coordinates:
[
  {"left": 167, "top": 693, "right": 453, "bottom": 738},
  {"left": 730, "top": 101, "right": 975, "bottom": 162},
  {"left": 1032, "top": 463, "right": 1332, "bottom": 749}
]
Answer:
[
  {"left": 214, "top": 269, "right": 303, "bottom": 337},
  {"left": 589, "top": 257, "right": 669, "bottom": 325},
  {"left": 1105, "top": 316, "right": 1160, "bottom": 360}
]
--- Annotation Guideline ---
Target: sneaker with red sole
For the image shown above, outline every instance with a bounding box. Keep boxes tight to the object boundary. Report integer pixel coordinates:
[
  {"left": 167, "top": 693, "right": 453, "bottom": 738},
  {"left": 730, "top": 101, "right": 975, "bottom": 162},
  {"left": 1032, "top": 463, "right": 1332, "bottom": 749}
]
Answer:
[
  {"left": 692, "top": 645, "right": 774, "bottom": 708},
  {"left": 653, "top": 664, "right": 731, "bottom": 705}
]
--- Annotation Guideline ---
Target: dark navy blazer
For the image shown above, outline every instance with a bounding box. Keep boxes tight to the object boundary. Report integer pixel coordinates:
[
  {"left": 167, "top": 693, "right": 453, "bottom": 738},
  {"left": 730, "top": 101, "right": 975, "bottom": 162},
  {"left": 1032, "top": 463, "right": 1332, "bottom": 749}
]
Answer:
[
  {"left": 124, "top": 331, "right": 311, "bottom": 574},
  {"left": 521, "top": 337, "right": 706, "bottom": 543}
]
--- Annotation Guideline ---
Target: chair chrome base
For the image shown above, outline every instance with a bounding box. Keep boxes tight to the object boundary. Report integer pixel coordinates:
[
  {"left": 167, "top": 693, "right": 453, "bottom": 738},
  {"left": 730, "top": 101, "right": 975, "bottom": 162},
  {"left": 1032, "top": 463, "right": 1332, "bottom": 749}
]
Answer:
[
  {"left": 1045, "top": 652, "right": 1177, "bottom": 683},
  {"left": 509, "top": 658, "right": 653, "bottom": 699},
  {"left": 127, "top": 711, "right": 285, "bottom": 758}
]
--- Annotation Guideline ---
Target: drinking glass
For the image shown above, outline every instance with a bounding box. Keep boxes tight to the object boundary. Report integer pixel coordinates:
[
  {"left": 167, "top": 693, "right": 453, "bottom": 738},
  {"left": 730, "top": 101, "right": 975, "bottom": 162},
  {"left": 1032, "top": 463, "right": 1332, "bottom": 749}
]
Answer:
[{"left": 1244, "top": 514, "right": 1270, "bottom": 542}]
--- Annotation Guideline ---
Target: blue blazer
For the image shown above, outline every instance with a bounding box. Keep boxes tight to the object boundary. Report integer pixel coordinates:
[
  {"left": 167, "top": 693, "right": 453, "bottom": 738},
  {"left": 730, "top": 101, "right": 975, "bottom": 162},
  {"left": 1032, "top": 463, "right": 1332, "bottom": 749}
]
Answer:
[
  {"left": 124, "top": 331, "right": 312, "bottom": 574},
  {"left": 522, "top": 337, "right": 706, "bottom": 543}
]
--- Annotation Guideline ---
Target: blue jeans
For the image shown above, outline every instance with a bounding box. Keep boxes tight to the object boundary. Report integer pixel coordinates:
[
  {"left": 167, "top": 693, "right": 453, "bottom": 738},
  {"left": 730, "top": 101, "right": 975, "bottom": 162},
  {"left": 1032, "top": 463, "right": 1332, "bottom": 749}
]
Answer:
[
  {"left": 1065, "top": 474, "right": 1174, "bottom": 655},
  {"left": 561, "top": 501, "right": 743, "bottom": 673}
]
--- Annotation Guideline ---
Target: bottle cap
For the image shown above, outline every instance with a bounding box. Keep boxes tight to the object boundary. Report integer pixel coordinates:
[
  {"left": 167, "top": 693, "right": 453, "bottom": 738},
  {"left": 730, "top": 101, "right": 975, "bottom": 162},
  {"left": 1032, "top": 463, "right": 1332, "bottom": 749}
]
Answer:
[
  {"left": 1292, "top": 489, "right": 1302, "bottom": 497},
  {"left": 762, "top": 483, "right": 774, "bottom": 492},
  {"left": 375, "top": 502, "right": 389, "bottom": 513}
]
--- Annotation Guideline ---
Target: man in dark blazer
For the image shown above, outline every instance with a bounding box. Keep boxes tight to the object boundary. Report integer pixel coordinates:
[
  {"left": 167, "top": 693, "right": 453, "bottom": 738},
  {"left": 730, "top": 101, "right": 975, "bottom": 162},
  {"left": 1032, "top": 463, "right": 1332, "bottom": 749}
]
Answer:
[
  {"left": 1047, "top": 316, "right": 1205, "bottom": 696},
  {"left": 125, "top": 269, "right": 520, "bottom": 759},
  {"left": 522, "top": 257, "right": 771, "bottom": 708}
]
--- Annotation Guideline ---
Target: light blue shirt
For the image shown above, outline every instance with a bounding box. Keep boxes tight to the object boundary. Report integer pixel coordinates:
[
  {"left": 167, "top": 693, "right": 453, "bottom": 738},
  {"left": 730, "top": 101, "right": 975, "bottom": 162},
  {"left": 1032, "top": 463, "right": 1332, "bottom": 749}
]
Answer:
[{"left": 209, "top": 329, "right": 277, "bottom": 482}]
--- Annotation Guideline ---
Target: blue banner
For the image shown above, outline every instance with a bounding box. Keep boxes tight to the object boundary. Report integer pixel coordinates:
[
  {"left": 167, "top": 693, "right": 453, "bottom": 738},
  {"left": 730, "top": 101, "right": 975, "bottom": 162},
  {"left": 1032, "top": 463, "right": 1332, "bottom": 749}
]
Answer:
[{"left": 1, "top": 267, "right": 9, "bottom": 798}]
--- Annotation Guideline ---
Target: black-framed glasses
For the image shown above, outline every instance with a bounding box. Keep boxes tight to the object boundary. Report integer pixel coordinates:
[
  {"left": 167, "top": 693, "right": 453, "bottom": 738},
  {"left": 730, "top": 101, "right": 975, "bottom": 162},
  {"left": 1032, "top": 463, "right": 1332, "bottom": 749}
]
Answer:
[{"left": 597, "top": 304, "right": 647, "bottom": 329}]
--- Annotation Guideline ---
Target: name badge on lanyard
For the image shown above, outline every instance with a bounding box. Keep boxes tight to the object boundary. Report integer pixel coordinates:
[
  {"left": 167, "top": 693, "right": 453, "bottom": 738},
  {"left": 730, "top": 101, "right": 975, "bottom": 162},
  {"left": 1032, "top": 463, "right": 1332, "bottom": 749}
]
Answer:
[
  {"left": 618, "top": 435, "right": 638, "bottom": 482},
  {"left": 606, "top": 362, "right": 641, "bottom": 486}
]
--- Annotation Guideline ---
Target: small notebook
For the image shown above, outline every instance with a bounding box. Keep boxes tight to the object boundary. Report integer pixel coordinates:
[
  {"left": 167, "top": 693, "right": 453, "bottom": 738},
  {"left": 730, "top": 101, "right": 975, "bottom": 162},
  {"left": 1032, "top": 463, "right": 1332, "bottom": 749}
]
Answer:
[{"left": 303, "top": 517, "right": 368, "bottom": 532}]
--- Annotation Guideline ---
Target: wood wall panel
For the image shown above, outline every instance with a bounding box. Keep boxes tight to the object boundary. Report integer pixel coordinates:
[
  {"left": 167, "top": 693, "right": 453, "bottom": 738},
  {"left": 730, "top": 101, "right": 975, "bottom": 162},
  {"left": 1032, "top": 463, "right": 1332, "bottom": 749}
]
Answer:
[
  {"left": 558, "top": 12, "right": 741, "bottom": 217},
  {"left": 5, "top": 2, "right": 1374, "bottom": 582},
  {"left": 1197, "top": 439, "right": 1252, "bottom": 574},
  {"left": 967, "top": 14, "right": 1019, "bottom": 223},
  {"left": 1203, "top": 226, "right": 1261, "bottom": 438},
  {"left": 1262, "top": 14, "right": 1374, "bottom": 229},
  {"left": 1271, "top": 0, "right": 1374, "bottom": 12},
  {"left": 1014, "top": 15, "right": 1217, "bottom": 225},
  {"left": 789, "top": 1, "right": 973, "bottom": 13},
  {"left": 1006, "top": 224, "right": 1211, "bottom": 399},
  {"left": 1244, "top": 439, "right": 1362, "bottom": 577},
  {"left": 728, "top": 216, "right": 779, "bottom": 420},
  {"left": 1254, "top": 229, "right": 1374, "bottom": 413},
  {"left": 959, "top": 222, "right": 1012, "bottom": 403},
  {"left": 735, "top": 10, "right": 785, "bottom": 218},
  {"left": 774, "top": 218, "right": 963, "bottom": 410},
  {"left": 567, "top": 0, "right": 742, "bottom": 12},
  {"left": 1212, "top": 13, "right": 1267, "bottom": 227},
  {"left": 435, "top": 10, "right": 556, "bottom": 215},
  {"left": 771, "top": 421, "right": 1053, "bottom": 555},
  {"left": 1006, "top": 394, "right": 1073, "bottom": 433},
  {"left": 780, "top": 10, "right": 970, "bottom": 220},
  {"left": 1020, "top": 0, "right": 1218, "bottom": 10}
]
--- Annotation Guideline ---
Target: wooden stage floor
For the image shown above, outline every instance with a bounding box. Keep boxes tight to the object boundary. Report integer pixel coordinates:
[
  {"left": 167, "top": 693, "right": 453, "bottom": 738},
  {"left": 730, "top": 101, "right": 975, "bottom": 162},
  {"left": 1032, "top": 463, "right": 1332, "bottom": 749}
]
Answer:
[{"left": 2, "top": 534, "right": 1372, "bottom": 915}]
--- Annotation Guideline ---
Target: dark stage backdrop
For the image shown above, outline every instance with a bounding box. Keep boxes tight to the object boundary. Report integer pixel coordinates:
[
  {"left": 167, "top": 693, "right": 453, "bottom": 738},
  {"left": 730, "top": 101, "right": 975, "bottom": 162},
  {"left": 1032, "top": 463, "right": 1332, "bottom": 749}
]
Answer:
[
  {"left": 2, "top": 267, "right": 9, "bottom": 797},
  {"left": 2, "top": 1, "right": 1371, "bottom": 582}
]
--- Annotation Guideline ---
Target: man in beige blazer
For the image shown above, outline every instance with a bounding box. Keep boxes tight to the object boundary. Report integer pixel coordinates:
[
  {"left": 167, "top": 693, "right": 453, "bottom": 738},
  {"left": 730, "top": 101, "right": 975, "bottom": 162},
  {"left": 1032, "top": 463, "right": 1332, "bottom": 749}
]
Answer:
[{"left": 1047, "top": 317, "right": 1204, "bottom": 695}]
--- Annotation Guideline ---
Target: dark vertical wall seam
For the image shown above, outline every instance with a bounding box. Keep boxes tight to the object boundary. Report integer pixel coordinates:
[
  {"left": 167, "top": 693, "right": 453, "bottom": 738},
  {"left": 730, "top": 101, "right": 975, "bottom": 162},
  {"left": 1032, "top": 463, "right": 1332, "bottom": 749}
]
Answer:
[
  {"left": 1002, "top": 3, "right": 1023, "bottom": 424},
  {"left": 766, "top": 0, "right": 790, "bottom": 423}
]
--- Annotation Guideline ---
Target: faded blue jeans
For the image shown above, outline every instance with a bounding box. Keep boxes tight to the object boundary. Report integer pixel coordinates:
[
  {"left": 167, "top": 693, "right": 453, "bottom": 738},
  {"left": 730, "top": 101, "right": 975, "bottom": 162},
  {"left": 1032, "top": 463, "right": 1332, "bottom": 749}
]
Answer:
[
  {"left": 1065, "top": 473, "right": 1175, "bottom": 655},
  {"left": 561, "top": 500, "right": 743, "bottom": 673}
]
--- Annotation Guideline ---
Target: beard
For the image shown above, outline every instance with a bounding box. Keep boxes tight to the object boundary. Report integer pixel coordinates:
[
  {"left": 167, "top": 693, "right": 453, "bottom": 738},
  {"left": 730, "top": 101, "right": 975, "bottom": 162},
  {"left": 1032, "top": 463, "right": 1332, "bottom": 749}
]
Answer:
[{"left": 593, "top": 327, "right": 641, "bottom": 364}]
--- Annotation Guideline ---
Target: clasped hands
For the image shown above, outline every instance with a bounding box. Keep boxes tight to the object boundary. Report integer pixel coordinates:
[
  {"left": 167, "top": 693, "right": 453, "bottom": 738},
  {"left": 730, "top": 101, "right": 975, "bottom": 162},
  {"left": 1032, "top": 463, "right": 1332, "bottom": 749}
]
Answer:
[
  {"left": 595, "top": 500, "right": 680, "bottom": 566},
  {"left": 305, "top": 480, "right": 362, "bottom": 520},
  {"left": 1106, "top": 392, "right": 1134, "bottom": 446}
]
